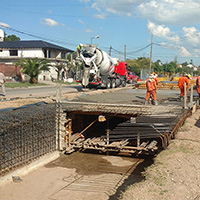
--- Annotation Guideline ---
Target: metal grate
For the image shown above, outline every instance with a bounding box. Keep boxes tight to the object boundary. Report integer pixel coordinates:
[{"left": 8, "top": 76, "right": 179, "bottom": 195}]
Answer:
[{"left": 0, "top": 103, "right": 57, "bottom": 176}]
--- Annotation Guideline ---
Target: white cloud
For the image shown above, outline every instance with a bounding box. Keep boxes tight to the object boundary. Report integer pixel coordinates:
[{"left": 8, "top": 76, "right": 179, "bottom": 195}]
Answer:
[
  {"left": 94, "top": 13, "right": 106, "bottom": 19},
  {"left": 42, "top": 18, "right": 58, "bottom": 27},
  {"left": 183, "top": 26, "right": 200, "bottom": 45},
  {"left": 90, "top": 0, "right": 147, "bottom": 17},
  {"left": 137, "top": 0, "right": 200, "bottom": 25},
  {"left": 0, "top": 22, "right": 10, "bottom": 28},
  {"left": 83, "top": 0, "right": 200, "bottom": 26},
  {"left": 91, "top": 3, "right": 101, "bottom": 12},
  {"left": 79, "top": 0, "right": 90, "bottom": 2},
  {"left": 85, "top": 29, "right": 94, "bottom": 32},
  {"left": 147, "top": 21, "right": 179, "bottom": 43},
  {"left": 179, "top": 46, "right": 191, "bottom": 57},
  {"left": 78, "top": 19, "right": 85, "bottom": 24}
]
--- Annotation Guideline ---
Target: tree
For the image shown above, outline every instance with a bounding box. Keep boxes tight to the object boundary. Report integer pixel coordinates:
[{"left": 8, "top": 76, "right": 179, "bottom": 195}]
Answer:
[
  {"left": 4, "top": 34, "right": 20, "bottom": 41},
  {"left": 54, "top": 62, "right": 67, "bottom": 81},
  {"left": 16, "top": 58, "right": 50, "bottom": 84},
  {"left": 126, "top": 57, "right": 152, "bottom": 76},
  {"left": 153, "top": 60, "right": 164, "bottom": 73}
]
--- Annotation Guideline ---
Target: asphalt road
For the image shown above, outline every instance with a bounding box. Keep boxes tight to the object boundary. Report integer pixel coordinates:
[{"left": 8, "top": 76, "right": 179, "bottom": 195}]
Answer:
[{"left": 1, "top": 84, "right": 83, "bottom": 99}]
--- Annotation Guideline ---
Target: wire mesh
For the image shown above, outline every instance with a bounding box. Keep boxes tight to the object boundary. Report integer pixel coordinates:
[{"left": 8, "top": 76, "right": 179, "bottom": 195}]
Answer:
[{"left": 0, "top": 103, "right": 57, "bottom": 177}]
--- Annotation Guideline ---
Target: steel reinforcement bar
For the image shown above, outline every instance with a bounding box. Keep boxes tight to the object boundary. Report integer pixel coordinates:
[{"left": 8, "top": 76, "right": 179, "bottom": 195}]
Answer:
[
  {"left": 0, "top": 103, "right": 57, "bottom": 177},
  {"left": 61, "top": 102, "right": 184, "bottom": 117}
]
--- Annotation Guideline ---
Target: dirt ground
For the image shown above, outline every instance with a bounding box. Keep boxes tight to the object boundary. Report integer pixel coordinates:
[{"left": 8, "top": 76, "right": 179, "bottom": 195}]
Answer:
[
  {"left": 0, "top": 87, "right": 200, "bottom": 200},
  {"left": 121, "top": 109, "right": 200, "bottom": 200}
]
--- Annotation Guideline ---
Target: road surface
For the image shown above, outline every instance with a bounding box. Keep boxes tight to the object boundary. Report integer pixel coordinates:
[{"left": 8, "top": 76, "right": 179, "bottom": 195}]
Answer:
[{"left": 0, "top": 84, "right": 83, "bottom": 99}]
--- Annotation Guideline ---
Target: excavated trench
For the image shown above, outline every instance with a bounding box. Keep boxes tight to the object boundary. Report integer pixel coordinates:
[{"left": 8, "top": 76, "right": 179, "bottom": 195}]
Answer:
[
  {"left": 62, "top": 101, "right": 191, "bottom": 155},
  {"left": 53, "top": 95, "right": 193, "bottom": 198}
]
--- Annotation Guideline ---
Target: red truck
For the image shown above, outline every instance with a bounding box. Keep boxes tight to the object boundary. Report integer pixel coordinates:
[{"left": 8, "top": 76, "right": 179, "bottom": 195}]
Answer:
[
  {"left": 113, "top": 61, "right": 128, "bottom": 87},
  {"left": 127, "top": 71, "right": 139, "bottom": 84}
]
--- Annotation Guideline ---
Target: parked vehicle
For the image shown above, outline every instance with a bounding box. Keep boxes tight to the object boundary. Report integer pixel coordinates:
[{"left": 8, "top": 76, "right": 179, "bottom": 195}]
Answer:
[
  {"left": 127, "top": 71, "right": 139, "bottom": 84},
  {"left": 76, "top": 44, "right": 127, "bottom": 89}
]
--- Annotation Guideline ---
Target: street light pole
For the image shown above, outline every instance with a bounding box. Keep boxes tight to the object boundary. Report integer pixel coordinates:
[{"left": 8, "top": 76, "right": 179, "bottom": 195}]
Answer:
[{"left": 91, "top": 35, "right": 99, "bottom": 44}]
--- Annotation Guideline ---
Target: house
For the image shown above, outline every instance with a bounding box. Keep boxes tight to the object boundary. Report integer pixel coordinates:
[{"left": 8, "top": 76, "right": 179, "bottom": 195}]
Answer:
[
  {"left": 0, "top": 40, "right": 73, "bottom": 81},
  {"left": 187, "top": 64, "right": 197, "bottom": 71}
]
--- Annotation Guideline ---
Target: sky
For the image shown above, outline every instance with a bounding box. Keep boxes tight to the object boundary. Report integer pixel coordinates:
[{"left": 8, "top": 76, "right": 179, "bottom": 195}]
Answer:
[{"left": 1, "top": 0, "right": 200, "bottom": 66}]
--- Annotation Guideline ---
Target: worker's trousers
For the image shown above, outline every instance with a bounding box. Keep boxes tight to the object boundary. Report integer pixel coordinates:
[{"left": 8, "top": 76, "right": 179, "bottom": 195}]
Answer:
[
  {"left": 0, "top": 83, "right": 6, "bottom": 96},
  {"left": 197, "top": 86, "right": 200, "bottom": 97},
  {"left": 145, "top": 90, "right": 156, "bottom": 101},
  {"left": 179, "top": 87, "right": 188, "bottom": 97}
]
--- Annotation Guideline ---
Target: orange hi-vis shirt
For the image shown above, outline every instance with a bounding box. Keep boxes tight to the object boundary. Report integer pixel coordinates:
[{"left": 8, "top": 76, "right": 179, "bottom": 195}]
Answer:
[
  {"left": 154, "top": 77, "right": 158, "bottom": 85},
  {"left": 196, "top": 76, "right": 200, "bottom": 96},
  {"left": 146, "top": 78, "right": 157, "bottom": 92},
  {"left": 178, "top": 76, "right": 189, "bottom": 89},
  {"left": 196, "top": 76, "right": 200, "bottom": 86}
]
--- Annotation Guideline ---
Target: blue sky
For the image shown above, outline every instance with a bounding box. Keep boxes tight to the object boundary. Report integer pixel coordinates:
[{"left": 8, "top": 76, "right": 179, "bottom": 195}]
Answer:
[{"left": 1, "top": 0, "right": 200, "bottom": 66}]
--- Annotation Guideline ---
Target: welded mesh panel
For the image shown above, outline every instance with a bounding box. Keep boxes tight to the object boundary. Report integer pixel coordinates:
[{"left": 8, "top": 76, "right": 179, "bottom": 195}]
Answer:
[{"left": 0, "top": 103, "right": 57, "bottom": 176}]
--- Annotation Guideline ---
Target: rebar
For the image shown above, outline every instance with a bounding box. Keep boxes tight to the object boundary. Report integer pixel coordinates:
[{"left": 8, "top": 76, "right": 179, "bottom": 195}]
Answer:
[{"left": 0, "top": 103, "right": 57, "bottom": 177}]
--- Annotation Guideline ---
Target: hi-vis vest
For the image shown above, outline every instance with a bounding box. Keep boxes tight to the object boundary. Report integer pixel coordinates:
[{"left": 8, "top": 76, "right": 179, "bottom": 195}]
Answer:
[{"left": 77, "top": 45, "right": 82, "bottom": 51}]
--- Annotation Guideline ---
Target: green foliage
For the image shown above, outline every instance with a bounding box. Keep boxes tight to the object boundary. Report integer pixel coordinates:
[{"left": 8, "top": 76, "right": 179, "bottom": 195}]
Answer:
[
  {"left": 127, "top": 57, "right": 199, "bottom": 76},
  {"left": 54, "top": 80, "right": 80, "bottom": 85},
  {"left": 126, "top": 57, "right": 153, "bottom": 75},
  {"left": 16, "top": 58, "right": 50, "bottom": 84},
  {"left": 54, "top": 62, "right": 67, "bottom": 80},
  {"left": 154, "top": 60, "right": 164, "bottom": 73},
  {"left": 4, "top": 34, "right": 20, "bottom": 41}
]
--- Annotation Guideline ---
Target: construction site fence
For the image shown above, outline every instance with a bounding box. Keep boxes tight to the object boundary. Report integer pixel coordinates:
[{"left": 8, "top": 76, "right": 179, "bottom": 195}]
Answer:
[{"left": 0, "top": 103, "right": 57, "bottom": 177}]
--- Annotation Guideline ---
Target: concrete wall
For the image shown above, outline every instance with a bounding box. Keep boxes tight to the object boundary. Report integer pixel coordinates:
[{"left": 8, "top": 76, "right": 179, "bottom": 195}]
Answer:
[
  {"left": 0, "top": 49, "right": 43, "bottom": 58},
  {"left": 0, "top": 49, "right": 67, "bottom": 59}
]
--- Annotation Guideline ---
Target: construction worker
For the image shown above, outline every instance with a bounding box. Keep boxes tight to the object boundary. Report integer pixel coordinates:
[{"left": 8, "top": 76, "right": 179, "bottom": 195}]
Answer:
[
  {"left": 178, "top": 74, "right": 191, "bottom": 101},
  {"left": 76, "top": 43, "right": 83, "bottom": 57},
  {"left": 145, "top": 74, "right": 158, "bottom": 105},
  {"left": 152, "top": 72, "right": 158, "bottom": 85},
  {"left": 0, "top": 70, "right": 6, "bottom": 96},
  {"left": 196, "top": 74, "right": 200, "bottom": 98}
]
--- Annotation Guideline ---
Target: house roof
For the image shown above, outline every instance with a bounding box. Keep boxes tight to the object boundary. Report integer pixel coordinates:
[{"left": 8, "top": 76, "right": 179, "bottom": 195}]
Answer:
[{"left": 0, "top": 40, "right": 73, "bottom": 52}]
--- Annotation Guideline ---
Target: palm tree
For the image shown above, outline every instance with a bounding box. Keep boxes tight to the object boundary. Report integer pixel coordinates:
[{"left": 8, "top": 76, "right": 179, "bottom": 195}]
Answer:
[
  {"left": 54, "top": 62, "right": 67, "bottom": 81},
  {"left": 16, "top": 58, "right": 50, "bottom": 84}
]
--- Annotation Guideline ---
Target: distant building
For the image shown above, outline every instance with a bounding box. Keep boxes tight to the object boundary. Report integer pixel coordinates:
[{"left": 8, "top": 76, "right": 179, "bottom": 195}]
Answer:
[
  {"left": 177, "top": 64, "right": 182, "bottom": 68},
  {"left": 187, "top": 64, "right": 197, "bottom": 71},
  {"left": 0, "top": 40, "right": 73, "bottom": 81}
]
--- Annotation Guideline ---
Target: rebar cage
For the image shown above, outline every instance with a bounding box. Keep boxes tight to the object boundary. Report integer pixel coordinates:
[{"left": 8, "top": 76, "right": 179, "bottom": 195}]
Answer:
[{"left": 0, "top": 103, "right": 57, "bottom": 177}]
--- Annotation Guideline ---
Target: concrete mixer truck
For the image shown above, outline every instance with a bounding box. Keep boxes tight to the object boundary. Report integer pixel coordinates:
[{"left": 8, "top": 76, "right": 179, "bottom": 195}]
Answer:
[{"left": 76, "top": 44, "right": 127, "bottom": 89}]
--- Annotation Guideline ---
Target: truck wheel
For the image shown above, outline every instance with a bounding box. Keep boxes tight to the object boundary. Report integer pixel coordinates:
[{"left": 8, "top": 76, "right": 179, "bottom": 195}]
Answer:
[
  {"left": 106, "top": 79, "right": 111, "bottom": 89},
  {"left": 122, "top": 80, "right": 126, "bottom": 87},
  {"left": 111, "top": 79, "right": 116, "bottom": 88}
]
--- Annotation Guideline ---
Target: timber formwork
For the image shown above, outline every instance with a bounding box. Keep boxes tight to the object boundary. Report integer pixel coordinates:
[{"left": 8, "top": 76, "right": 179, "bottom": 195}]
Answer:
[{"left": 61, "top": 102, "right": 191, "bottom": 155}]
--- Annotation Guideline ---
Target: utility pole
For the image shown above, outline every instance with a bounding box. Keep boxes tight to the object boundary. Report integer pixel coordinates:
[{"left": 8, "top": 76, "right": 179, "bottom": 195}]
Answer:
[
  {"left": 124, "top": 45, "right": 126, "bottom": 62},
  {"left": 109, "top": 45, "right": 112, "bottom": 56},
  {"left": 149, "top": 34, "right": 153, "bottom": 74},
  {"left": 119, "top": 51, "right": 121, "bottom": 60}
]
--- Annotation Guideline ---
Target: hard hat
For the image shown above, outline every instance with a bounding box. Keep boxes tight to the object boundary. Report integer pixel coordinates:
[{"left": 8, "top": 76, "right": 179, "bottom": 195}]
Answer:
[
  {"left": 79, "top": 43, "right": 83, "bottom": 47},
  {"left": 150, "top": 74, "right": 155, "bottom": 78},
  {"left": 187, "top": 74, "right": 191, "bottom": 79},
  {"left": 152, "top": 72, "right": 156, "bottom": 75},
  {"left": 149, "top": 75, "right": 153, "bottom": 79}
]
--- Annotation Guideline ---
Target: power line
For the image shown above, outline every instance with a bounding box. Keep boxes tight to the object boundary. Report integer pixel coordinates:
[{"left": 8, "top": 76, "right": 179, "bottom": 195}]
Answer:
[
  {"left": 0, "top": 25, "right": 78, "bottom": 48},
  {"left": 126, "top": 44, "right": 151, "bottom": 55}
]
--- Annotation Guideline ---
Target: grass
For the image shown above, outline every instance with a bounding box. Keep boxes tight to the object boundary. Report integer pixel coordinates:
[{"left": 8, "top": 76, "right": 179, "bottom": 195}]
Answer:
[
  {"left": 5, "top": 82, "right": 48, "bottom": 88},
  {"left": 53, "top": 80, "right": 80, "bottom": 85}
]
